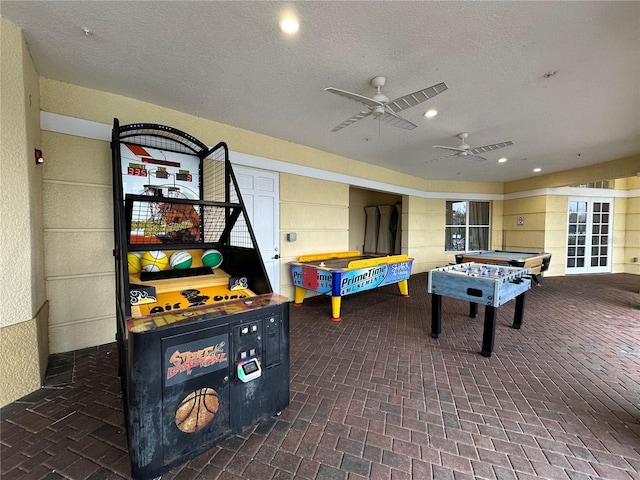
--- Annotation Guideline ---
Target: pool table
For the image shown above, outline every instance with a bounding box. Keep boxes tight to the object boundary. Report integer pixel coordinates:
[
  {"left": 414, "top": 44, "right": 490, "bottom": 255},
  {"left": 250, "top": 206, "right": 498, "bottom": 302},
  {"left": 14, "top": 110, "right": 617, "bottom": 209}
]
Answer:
[{"left": 455, "top": 250, "right": 551, "bottom": 285}]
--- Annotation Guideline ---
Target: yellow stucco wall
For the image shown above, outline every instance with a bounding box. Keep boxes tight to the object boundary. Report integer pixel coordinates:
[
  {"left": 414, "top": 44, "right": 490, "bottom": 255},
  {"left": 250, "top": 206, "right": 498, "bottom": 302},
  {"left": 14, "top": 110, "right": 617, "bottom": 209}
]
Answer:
[
  {"left": 612, "top": 197, "right": 627, "bottom": 274},
  {"left": 280, "top": 174, "right": 350, "bottom": 300},
  {"left": 504, "top": 156, "right": 640, "bottom": 193},
  {"left": 403, "top": 197, "right": 451, "bottom": 273},
  {"left": 503, "top": 196, "right": 547, "bottom": 250},
  {"left": 624, "top": 177, "right": 640, "bottom": 274},
  {"left": 0, "top": 18, "right": 47, "bottom": 406},
  {"left": 490, "top": 200, "right": 504, "bottom": 250},
  {"left": 41, "top": 132, "right": 115, "bottom": 353},
  {"left": 543, "top": 196, "right": 569, "bottom": 277}
]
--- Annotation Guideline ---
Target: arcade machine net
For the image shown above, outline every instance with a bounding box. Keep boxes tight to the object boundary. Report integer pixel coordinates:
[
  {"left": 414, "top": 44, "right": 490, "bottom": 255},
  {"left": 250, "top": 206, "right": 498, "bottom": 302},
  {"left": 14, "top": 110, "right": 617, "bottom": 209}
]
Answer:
[{"left": 111, "top": 120, "right": 290, "bottom": 479}]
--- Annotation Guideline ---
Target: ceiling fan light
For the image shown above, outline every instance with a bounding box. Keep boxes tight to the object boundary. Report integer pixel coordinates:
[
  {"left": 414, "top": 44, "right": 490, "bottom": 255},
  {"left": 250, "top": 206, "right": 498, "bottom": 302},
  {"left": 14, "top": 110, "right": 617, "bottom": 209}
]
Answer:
[
  {"left": 498, "top": 157, "right": 507, "bottom": 163},
  {"left": 424, "top": 109, "right": 438, "bottom": 118}
]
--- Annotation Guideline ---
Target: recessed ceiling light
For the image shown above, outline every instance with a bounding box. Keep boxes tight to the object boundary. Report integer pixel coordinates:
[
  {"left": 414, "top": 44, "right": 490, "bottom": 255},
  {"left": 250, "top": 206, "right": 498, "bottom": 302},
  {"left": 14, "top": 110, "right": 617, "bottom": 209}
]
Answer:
[
  {"left": 424, "top": 109, "right": 438, "bottom": 118},
  {"left": 533, "top": 168, "right": 542, "bottom": 173},
  {"left": 498, "top": 158, "right": 507, "bottom": 163},
  {"left": 280, "top": 17, "right": 299, "bottom": 34}
]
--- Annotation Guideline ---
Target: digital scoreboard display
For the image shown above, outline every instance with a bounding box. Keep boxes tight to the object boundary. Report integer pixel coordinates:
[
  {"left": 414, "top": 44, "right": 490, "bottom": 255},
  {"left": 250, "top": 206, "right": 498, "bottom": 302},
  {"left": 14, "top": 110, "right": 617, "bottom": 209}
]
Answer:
[
  {"left": 121, "top": 143, "right": 200, "bottom": 199},
  {"left": 127, "top": 166, "right": 148, "bottom": 177}
]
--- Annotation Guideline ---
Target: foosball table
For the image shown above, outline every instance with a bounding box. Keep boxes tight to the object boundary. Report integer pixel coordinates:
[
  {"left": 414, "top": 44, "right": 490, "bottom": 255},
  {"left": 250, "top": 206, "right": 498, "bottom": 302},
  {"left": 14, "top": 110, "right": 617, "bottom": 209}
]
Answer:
[{"left": 428, "top": 262, "right": 532, "bottom": 357}]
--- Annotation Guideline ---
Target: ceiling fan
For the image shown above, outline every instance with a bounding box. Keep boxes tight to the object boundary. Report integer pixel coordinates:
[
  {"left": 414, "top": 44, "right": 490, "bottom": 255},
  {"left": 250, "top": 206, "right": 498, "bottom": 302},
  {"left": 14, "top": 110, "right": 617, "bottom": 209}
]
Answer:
[
  {"left": 325, "top": 76, "right": 448, "bottom": 133},
  {"left": 433, "top": 132, "right": 513, "bottom": 161}
]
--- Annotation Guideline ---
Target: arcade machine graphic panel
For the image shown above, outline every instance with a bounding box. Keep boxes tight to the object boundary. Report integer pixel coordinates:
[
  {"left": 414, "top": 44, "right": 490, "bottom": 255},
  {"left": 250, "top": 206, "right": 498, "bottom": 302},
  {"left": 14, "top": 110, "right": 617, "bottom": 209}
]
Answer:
[{"left": 111, "top": 120, "right": 290, "bottom": 480}]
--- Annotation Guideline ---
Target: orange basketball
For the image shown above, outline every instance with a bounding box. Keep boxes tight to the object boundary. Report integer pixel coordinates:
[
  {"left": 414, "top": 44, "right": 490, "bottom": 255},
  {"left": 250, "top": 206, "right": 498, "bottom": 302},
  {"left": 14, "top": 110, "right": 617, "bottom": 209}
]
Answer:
[{"left": 174, "top": 387, "right": 220, "bottom": 433}]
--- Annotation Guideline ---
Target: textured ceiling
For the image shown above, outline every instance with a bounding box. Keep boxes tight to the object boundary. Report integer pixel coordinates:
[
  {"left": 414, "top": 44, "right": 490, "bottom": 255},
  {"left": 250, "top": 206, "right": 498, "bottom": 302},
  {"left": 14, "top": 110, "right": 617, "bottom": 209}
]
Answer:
[{"left": 2, "top": 1, "right": 639, "bottom": 183}]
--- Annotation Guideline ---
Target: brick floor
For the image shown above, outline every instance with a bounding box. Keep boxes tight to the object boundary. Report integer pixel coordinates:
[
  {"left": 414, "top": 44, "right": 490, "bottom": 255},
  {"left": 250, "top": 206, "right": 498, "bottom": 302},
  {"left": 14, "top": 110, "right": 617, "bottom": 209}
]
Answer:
[{"left": 1, "top": 273, "right": 639, "bottom": 479}]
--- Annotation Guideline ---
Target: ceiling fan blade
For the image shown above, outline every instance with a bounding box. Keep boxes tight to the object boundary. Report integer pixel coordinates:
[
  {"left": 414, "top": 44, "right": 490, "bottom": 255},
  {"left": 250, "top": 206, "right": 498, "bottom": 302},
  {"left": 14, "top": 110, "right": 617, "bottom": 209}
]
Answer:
[
  {"left": 468, "top": 155, "right": 488, "bottom": 162},
  {"left": 433, "top": 145, "right": 467, "bottom": 153},
  {"left": 385, "top": 82, "right": 448, "bottom": 114},
  {"left": 330, "top": 111, "right": 372, "bottom": 132},
  {"left": 324, "top": 87, "right": 384, "bottom": 109},
  {"left": 469, "top": 141, "right": 513, "bottom": 155},
  {"left": 378, "top": 110, "right": 417, "bottom": 130}
]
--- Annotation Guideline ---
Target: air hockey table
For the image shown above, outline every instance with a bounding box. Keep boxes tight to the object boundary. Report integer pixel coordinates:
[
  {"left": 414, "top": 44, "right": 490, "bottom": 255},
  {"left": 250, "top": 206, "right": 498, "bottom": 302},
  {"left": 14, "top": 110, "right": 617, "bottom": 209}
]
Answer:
[
  {"left": 289, "top": 251, "right": 413, "bottom": 321},
  {"left": 455, "top": 250, "right": 551, "bottom": 284}
]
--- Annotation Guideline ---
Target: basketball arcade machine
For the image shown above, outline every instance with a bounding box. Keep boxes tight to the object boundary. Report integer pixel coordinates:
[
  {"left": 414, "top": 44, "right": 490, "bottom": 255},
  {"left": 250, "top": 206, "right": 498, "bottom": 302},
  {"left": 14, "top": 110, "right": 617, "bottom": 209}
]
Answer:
[{"left": 111, "top": 120, "right": 290, "bottom": 479}]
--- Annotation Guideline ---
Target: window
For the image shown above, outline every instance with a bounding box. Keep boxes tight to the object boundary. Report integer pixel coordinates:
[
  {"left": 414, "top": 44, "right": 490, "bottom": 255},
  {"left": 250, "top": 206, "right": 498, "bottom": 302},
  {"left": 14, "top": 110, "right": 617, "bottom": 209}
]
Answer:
[
  {"left": 445, "top": 201, "right": 490, "bottom": 251},
  {"left": 570, "top": 180, "right": 612, "bottom": 189}
]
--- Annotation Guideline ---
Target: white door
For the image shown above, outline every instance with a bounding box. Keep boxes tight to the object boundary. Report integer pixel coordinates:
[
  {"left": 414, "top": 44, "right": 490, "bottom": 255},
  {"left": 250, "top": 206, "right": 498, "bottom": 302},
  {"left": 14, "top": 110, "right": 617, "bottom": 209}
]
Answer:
[
  {"left": 566, "top": 197, "right": 613, "bottom": 274},
  {"left": 233, "top": 166, "right": 280, "bottom": 293}
]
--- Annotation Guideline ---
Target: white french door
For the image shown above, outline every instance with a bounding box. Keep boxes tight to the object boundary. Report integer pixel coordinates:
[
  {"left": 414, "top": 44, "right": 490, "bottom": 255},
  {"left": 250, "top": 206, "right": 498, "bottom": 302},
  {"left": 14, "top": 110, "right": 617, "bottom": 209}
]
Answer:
[{"left": 565, "top": 197, "right": 613, "bottom": 274}]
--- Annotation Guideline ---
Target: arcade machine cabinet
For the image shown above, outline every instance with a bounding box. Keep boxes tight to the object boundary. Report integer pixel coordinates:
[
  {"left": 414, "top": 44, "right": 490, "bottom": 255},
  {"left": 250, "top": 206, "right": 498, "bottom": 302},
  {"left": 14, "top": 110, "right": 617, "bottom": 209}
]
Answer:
[{"left": 111, "top": 120, "right": 290, "bottom": 479}]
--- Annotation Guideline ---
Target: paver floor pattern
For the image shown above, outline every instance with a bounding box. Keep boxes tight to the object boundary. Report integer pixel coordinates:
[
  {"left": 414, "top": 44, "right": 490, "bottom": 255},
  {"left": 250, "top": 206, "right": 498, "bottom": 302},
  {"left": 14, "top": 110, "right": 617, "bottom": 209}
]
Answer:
[{"left": 1, "top": 273, "right": 639, "bottom": 479}]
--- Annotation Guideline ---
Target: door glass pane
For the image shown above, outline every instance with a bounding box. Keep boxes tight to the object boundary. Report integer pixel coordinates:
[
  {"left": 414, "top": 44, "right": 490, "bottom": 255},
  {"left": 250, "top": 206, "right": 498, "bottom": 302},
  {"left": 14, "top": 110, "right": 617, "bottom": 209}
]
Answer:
[{"left": 577, "top": 258, "right": 584, "bottom": 267}]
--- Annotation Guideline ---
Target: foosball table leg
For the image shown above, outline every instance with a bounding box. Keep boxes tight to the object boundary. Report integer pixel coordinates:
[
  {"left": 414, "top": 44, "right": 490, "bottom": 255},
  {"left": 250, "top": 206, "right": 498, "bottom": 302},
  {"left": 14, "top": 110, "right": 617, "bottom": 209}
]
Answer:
[
  {"left": 512, "top": 292, "right": 525, "bottom": 329},
  {"left": 431, "top": 294, "right": 442, "bottom": 338},
  {"left": 481, "top": 305, "right": 497, "bottom": 357},
  {"left": 469, "top": 302, "right": 478, "bottom": 318}
]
